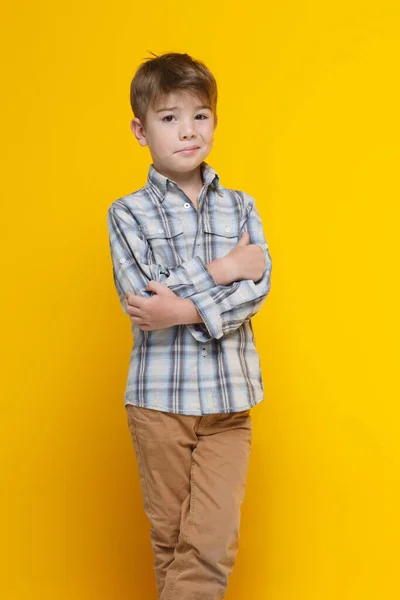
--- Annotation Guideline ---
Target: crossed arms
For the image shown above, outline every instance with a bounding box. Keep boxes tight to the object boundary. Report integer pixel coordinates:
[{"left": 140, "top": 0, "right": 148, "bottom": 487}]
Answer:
[{"left": 107, "top": 192, "right": 272, "bottom": 342}]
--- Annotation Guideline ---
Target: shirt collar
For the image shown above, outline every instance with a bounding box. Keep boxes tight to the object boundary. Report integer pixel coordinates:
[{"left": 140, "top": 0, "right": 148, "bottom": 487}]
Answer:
[{"left": 147, "top": 161, "right": 222, "bottom": 202}]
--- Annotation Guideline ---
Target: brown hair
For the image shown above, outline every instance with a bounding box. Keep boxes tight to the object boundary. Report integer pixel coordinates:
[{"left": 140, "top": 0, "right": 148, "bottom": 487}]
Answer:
[{"left": 130, "top": 52, "right": 218, "bottom": 128}]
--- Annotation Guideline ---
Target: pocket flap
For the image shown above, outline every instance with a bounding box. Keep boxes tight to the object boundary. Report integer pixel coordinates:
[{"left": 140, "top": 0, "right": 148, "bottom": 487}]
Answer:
[
  {"left": 141, "top": 218, "right": 183, "bottom": 239},
  {"left": 203, "top": 219, "right": 239, "bottom": 238}
]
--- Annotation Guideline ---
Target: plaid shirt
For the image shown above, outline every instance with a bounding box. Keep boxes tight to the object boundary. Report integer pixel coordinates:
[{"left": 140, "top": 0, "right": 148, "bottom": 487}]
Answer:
[{"left": 107, "top": 161, "right": 272, "bottom": 415}]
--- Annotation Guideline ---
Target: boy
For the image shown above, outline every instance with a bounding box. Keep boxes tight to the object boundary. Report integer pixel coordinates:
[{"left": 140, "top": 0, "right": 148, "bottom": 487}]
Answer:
[{"left": 107, "top": 52, "right": 272, "bottom": 600}]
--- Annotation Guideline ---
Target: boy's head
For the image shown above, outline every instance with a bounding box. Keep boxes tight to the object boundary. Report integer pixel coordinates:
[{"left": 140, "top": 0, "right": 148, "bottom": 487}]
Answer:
[{"left": 129, "top": 52, "right": 218, "bottom": 177}]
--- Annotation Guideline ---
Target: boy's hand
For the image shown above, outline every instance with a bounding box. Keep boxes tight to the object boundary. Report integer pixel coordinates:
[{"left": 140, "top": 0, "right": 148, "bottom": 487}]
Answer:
[
  {"left": 124, "top": 282, "right": 185, "bottom": 331},
  {"left": 225, "top": 232, "right": 266, "bottom": 282}
]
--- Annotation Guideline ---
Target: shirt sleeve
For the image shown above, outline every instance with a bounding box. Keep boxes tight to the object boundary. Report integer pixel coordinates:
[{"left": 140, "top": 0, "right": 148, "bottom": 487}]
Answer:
[
  {"left": 107, "top": 202, "right": 218, "bottom": 315},
  {"left": 185, "top": 193, "right": 272, "bottom": 342}
]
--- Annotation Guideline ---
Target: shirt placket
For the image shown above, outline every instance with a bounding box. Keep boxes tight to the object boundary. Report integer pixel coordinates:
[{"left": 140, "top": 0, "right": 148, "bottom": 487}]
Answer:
[
  {"left": 192, "top": 187, "right": 217, "bottom": 413},
  {"left": 169, "top": 183, "right": 217, "bottom": 413}
]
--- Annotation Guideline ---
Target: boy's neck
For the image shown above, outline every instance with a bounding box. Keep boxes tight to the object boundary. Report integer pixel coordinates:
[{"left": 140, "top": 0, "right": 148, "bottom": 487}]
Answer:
[{"left": 153, "top": 161, "right": 204, "bottom": 202}]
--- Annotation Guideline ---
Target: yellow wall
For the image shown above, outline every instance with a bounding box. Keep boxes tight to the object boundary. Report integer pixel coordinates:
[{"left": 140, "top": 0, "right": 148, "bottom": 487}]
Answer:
[{"left": 1, "top": 1, "right": 399, "bottom": 598}]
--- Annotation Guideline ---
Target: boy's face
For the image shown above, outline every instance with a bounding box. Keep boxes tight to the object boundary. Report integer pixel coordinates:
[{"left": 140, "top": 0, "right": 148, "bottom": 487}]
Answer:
[{"left": 130, "top": 90, "right": 218, "bottom": 177}]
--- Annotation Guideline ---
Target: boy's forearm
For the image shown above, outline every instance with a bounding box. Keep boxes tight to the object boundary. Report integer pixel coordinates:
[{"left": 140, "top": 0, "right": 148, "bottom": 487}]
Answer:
[
  {"left": 173, "top": 257, "right": 240, "bottom": 326},
  {"left": 173, "top": 256, "right": 238, "bottom": 326}
]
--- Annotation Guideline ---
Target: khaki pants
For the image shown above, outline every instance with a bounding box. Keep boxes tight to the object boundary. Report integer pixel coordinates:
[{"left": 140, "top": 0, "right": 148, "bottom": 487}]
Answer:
[{"left": 125, "top": 405, "right": 252, "bottom": 600}]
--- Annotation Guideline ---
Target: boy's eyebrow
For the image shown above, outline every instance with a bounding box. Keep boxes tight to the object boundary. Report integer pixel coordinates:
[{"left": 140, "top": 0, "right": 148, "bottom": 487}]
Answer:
[{"left": 155, "top": 105, "right": 211, "bottom": 113}]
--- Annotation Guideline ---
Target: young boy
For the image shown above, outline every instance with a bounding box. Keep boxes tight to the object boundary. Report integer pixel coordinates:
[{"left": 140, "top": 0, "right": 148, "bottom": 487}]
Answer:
[{"left": 107, "top": 52, "right": 272, "bottom": 600}]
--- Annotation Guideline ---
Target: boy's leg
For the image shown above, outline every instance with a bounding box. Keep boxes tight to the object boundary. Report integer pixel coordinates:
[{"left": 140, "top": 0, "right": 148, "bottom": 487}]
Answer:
[
  {"left": 125, "top": 405, "right": 199, "bottom": 598},
  {"left": 160, "top": 409, "right": 252, "bottom": 600}
]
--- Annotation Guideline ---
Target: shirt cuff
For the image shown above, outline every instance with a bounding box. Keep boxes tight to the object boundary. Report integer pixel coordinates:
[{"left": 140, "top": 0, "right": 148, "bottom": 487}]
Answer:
[
  {"left": 167, "top": 256, "right": 218, "bottom": 294},
  {"left": 187, "top": 291, "right": 223, "bottom": 340}
]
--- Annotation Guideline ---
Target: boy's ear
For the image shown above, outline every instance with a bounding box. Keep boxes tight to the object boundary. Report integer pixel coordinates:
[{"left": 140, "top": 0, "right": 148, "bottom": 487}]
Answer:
[
  {"left": 130, "top": 117, "right": 148, "bottom": 147},
  {"left": 214, "top": 113, "right": 218, "bottom": 129}
]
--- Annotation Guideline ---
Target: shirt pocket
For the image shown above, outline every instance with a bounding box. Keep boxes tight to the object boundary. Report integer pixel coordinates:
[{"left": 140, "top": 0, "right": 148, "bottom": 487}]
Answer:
[
  {"left": 141, "top": 217, "right": 187, "bottom": 266},
  {"left": 203, "top": 218, "right": 240, "bottom": 260}
]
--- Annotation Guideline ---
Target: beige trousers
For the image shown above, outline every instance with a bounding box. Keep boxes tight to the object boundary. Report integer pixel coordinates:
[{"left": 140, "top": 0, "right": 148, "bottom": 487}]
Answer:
[{"left": 125, "top": 404, "right": 252, "bottom": 600}]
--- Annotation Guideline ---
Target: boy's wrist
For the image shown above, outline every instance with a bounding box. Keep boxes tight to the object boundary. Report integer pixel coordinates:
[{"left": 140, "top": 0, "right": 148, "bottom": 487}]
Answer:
[
  {"left": 174, "top": 297, "right": 203, "bottom": 325},
  {"left": 207, "top": 255, "right": 240, "bottom": 286}
]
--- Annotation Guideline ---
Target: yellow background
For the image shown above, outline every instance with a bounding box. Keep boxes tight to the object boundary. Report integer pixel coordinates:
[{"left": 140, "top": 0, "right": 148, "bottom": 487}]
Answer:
[{"left": 1, "top": 1, "right": 399, "bottom": 598}]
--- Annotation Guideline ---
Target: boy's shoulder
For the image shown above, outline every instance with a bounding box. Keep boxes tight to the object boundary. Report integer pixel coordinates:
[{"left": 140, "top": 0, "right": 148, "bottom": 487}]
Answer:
[{"left": 107, "top": 183, "right": 148, "bottom": 213}]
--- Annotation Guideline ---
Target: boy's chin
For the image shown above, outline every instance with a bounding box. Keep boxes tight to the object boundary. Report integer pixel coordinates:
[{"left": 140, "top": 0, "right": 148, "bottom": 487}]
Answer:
[
  {"left": 176, "top": 150, "right": 211, "bottom": 165},
  {"left": 161, "top": 156, "right": 207, "bottom": 172}
]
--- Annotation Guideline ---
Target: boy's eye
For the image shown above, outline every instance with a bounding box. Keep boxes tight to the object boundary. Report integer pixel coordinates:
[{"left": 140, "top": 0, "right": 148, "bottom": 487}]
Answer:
[{"left": 162, "top": 113, "right": 209, "bottom": 123}]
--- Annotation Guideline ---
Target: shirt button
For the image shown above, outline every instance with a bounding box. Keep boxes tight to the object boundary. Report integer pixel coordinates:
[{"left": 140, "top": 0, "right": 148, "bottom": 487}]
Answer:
[
  {"left": 119, "top": 257, "right": 126, "bottom": 264},
  {"left": 202, "top": 348, "right": 208, "bottom": 357},
  {"left": 184, "top": 202, "right": 191, "bottom": 209},
  {"left": 196, "top": 240, "right": 201, "bottom": 245},
  {"left": 225, "top": 226, "right": 230, "bottom": 232},
  {"left": 158, "top": 227, "right": 164, "bottom": 233}
]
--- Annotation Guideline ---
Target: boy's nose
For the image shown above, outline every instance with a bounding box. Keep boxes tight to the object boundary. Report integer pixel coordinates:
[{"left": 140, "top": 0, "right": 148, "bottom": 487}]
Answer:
[
  {"left": 179, "top": 124, "right": 197, "bottom": 139},
  {"left": 181, "top": 132, "right": 196, "bottom": 139}
]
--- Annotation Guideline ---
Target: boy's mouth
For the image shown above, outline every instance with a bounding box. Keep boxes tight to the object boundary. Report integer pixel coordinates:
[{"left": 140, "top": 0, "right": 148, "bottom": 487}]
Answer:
[{"left": 176, "top": 146, "right": 200, "bottom": 154}]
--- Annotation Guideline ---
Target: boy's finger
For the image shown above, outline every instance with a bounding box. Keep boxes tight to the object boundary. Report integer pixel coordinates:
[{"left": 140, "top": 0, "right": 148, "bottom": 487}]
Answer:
[
  {"left": 126, "top": 294, "right": 146, "bottom": 308},
  {"left": 237, "top": 232, "right": 250, "bottom": 246}
]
